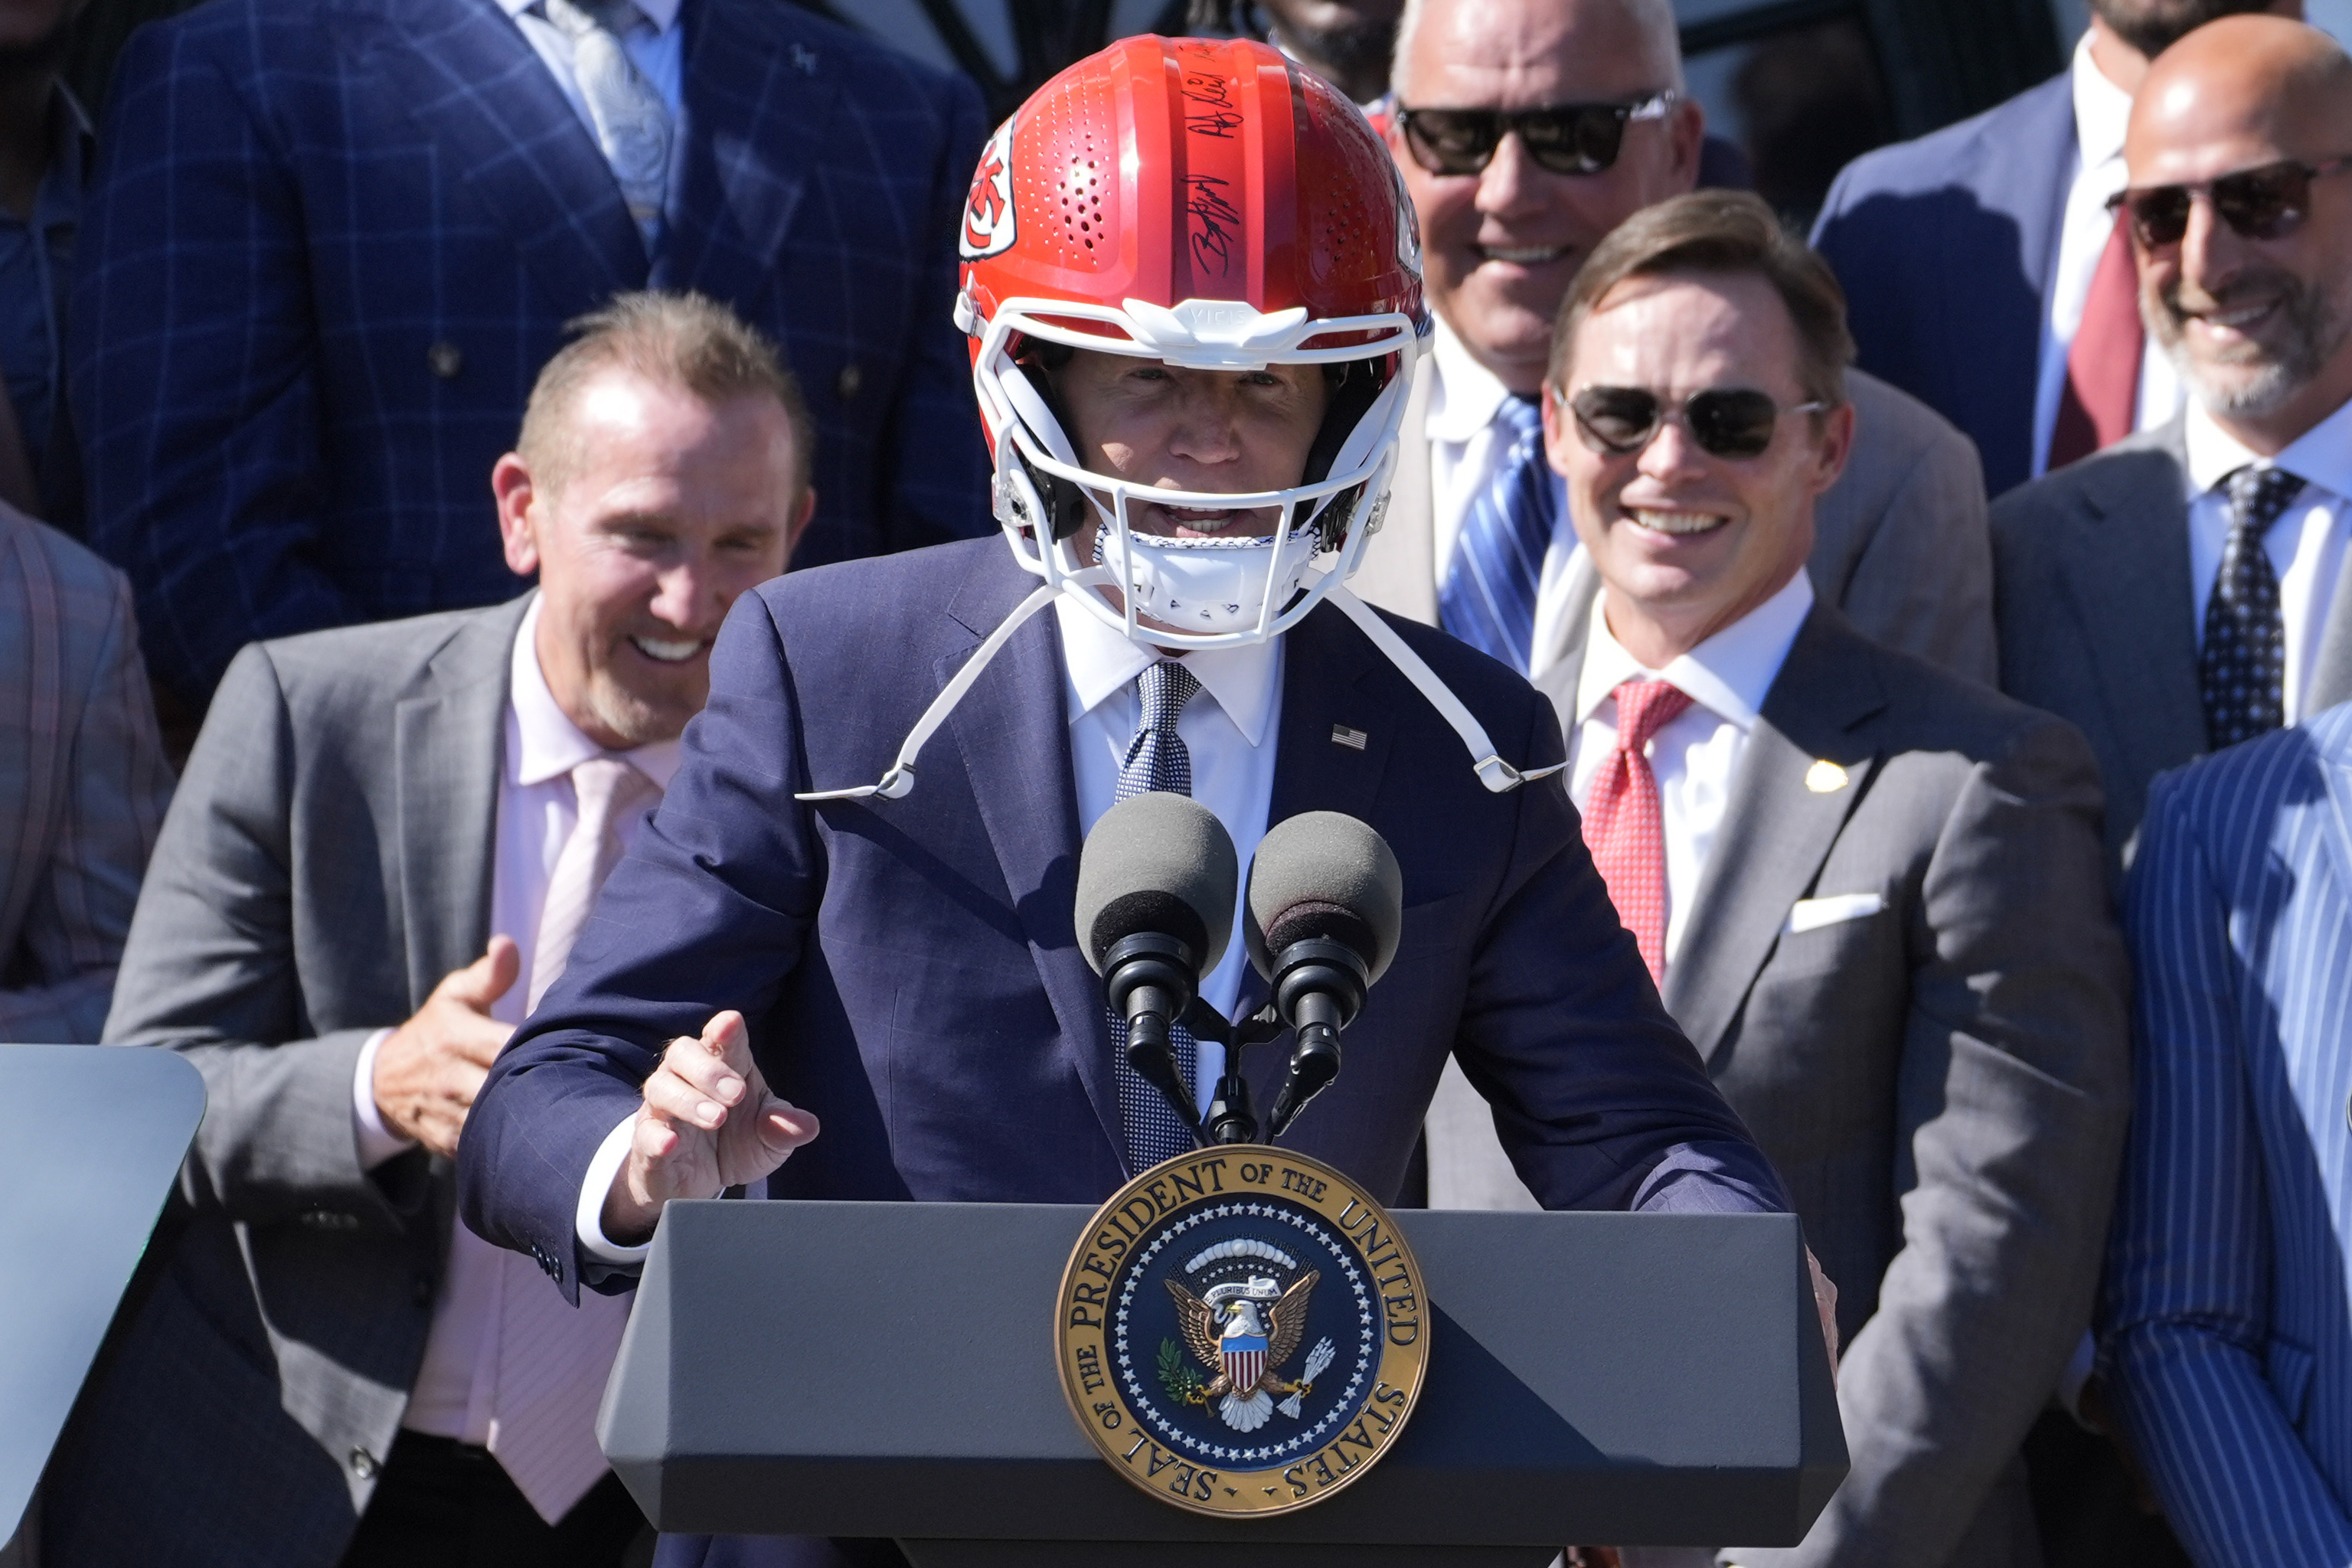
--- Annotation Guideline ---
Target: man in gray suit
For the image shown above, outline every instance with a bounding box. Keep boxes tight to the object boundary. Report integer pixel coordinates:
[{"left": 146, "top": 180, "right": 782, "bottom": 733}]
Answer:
[
  {"left": 1426, "top": 192, "right": 2131, "bottom": 1566},
  {"left": 43, "top": 294, "right": 812, "bottom": 1568},
  {"left": 1992, "top": 17, "right": 2352, "bottom": 872},
  {"left": 1348, "top": 0, "right": 1994, "bottom": 687}
]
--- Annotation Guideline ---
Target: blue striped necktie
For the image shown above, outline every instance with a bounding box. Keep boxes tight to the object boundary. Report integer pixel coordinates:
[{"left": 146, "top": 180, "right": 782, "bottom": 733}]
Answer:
[
  {"left": 1440, "top": 392, "right": 1560, "bottom": 673},
  {"left": 1110, "top": 659, "right": 1203, "bottom": 1171}
]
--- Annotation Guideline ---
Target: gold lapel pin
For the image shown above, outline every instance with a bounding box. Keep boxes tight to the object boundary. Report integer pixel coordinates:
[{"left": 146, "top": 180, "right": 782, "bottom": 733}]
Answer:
[
  {"left": 1331, "top": 724, "right": 1369, "bottom": 751},
  {"left": 1805, "top": 760, "right": 1849, "bottom": 794}
]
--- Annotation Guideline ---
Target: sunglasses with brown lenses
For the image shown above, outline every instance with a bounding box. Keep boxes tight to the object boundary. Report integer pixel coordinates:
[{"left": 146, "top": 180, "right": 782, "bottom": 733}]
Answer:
[
  {"left": 2106, "top": 155, "right": 2352, "bottom": 247},
  {"left": 1395, "top": 93, "right": 1679, "bottom": 178},
  {"left": 1562, "top": 385, "right": 1828, "bottom": 461}
]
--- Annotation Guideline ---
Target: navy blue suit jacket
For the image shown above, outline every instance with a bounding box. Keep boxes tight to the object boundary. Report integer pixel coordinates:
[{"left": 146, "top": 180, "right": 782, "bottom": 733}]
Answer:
[
  {"left": 459, "top": 540, "right": 1788, "bottom": 1308},
  {"left": 72, "top": 0, "right": 989, "bottom": 702},
  {"left": 1811, "top": 72, "right": 2075, "bottom": 499}
]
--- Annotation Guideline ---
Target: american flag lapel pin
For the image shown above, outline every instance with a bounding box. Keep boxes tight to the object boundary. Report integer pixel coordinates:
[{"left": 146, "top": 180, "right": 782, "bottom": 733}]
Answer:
[{"left": 1331, "top": 724, "right": 1369, "bottom": 751}]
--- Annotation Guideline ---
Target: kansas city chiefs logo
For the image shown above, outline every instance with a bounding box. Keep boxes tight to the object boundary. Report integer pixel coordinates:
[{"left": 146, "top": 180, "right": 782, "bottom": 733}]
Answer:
[{"left": 961, "top": 116, "right": 1018, "bottom": 260}]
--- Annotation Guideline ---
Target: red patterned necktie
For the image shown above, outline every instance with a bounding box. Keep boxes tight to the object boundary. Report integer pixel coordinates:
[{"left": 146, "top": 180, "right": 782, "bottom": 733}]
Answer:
[
  {"left": 2047, "top": 211, "right": 2145, "bottom": 470},
  {"left": 1582, "top": 678, "right": 1697, "bottom": 985}
]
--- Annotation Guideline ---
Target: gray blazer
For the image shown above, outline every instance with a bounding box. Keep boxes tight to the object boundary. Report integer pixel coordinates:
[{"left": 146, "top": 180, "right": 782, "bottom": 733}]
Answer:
[
  {"left": 1428, "top": 606, "right": 2131, "bottom": 1567},
  {"left": 1350, "top": 364, "right": 1998, "bottom": 686},
  {"left": 0, "top": 502, "right": 172, "bottom": 1044},
  {"left": 1991, "top": 416, "right": 2352, "bottom": 874},
  {"left": 43, "top": 597, "right": 526, "bottom": 1568}
]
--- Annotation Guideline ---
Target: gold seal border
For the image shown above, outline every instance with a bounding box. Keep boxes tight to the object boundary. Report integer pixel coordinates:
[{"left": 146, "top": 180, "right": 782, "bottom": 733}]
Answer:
[{"left": 1054, "top": 1144, "right": 1430, "bottom": 1518}]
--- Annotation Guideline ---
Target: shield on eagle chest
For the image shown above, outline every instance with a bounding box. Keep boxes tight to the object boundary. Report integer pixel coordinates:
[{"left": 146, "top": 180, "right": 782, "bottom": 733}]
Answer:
[{"left": 1221, "top": 1332, "right": 1266, "bottom": 1395}]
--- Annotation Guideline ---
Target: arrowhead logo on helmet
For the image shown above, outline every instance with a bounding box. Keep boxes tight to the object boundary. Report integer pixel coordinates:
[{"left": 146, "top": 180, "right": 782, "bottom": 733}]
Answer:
[{"left": 960, "top": 116, "right": 1018, "bottom": 260}]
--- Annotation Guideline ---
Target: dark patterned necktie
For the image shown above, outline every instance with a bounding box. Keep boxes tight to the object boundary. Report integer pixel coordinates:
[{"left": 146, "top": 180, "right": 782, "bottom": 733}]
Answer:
[
  {"left": 1111, "top": 659, "right": 1203, "bottom": 1171},
  {"left": 1440, "top": 393, "right": 1558, "bottom": 673},
  {"left": 2200, "top": 465, "right": 2307, "bottom": 749}
]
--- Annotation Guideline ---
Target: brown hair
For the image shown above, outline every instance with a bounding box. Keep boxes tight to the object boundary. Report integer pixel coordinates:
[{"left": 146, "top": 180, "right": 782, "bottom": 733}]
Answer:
[
  {"left": 517, "top": 290, "right": 815, "bottom": 496},
  {"left": 1545, "top": 189, "right": 1854, "bottom": 408}
]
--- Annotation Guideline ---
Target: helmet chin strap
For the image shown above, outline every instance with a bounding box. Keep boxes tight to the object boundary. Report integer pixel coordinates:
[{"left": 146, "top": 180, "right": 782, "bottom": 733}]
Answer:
[{"left": 795, "top": 569, "right": 1563, "bottom": 804}]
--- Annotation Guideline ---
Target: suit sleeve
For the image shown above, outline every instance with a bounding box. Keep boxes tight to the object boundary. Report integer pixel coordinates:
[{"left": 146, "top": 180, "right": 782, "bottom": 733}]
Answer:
[
  {"left": 1743, "top": 716, "right": 2132, "bottom": 1568},
  {"left": 459, "top": 590, "right": 824, "bottom": 1300},
  {"left": 2101, "top": 774, "right": 2352, "bottom": 1566},
  {"left": 70, "top": 21, "right": 353, "bottom": 704},
  {"left": 101, "top": 643, "right": 409, "bottom": 1230},
  {"left": 871, "top": 67, "right": 991, "bottom": 554},
  {"left": 1453, "top": 686, "right": 1792, "bottom": 1217},
  {"left": 0, "top": 565, "right": 173, "bottom": 1043},
  {"left": 1834, "top": 402, "right": 1996, "bottom": 686}
]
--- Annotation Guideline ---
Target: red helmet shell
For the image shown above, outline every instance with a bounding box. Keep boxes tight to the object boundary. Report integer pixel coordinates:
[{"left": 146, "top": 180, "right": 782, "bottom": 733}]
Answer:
[{"left": 958, "top": 35, "right": 1426, "bottom": 366}]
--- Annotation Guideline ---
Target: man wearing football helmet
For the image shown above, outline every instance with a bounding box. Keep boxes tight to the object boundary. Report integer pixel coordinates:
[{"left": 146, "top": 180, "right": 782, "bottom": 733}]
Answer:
[{"left": 459, "top": 39, "right": 1793, "bottom": 1567}]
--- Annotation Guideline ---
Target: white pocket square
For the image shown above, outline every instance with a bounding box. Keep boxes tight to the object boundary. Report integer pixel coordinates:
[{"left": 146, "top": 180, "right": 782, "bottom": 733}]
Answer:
[{"left": 1785, "top": 892, "right": 1886, "bottom": 935}]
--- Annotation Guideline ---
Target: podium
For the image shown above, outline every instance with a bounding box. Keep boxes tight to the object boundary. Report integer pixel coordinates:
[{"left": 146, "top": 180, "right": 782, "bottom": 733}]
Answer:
[
  {"left": 601, "top": 1200, "right": 1846, "bottom": 1564},
  {"left": 0, "top": 1045, "right": 206, "bottom": 1546}
]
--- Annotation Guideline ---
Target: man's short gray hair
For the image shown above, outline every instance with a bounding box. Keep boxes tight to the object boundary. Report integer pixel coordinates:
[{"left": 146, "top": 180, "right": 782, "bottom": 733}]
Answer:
[{"left": 1390, "top": 0, "right": 1684, "bottom": 104}]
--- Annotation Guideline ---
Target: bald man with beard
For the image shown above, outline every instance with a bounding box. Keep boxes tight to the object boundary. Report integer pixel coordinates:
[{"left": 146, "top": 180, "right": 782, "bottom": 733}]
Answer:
[{"left": 2084, "top": 21, "right": 2352, "bottom": 1568}]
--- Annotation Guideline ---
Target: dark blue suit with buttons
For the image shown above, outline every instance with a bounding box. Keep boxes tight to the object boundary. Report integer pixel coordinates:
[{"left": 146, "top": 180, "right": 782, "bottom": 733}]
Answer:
[
  {"left": 459, "top": 537, "right": 1792, "bottom": 1566},
  {"left": 70, "top": 0, "right": 990, "bottom": 702}
]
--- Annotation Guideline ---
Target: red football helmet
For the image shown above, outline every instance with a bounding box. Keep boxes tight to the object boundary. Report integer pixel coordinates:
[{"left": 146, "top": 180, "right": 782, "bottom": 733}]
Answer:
[{"left": 956, "top": 34, "right": 1429, "bottom": 648}]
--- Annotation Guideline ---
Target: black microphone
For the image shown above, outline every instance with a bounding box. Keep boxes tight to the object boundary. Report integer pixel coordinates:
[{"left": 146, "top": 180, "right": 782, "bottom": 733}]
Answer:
[
  {"left": 1073, "top": 792, "right": 1239, "bottom": 1146},
  {"left": 1244, "top": 812, "right": 1403, "bottom": 1137}
]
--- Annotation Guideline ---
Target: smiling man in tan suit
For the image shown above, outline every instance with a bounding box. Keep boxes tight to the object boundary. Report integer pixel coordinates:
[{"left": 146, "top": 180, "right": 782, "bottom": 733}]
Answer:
[
  {"left": 1351, "top": 0, "right": 1994, "bottom": 687},
  {"left": 1428, "top": 192, "right": 2129, "bottom": 1567}
]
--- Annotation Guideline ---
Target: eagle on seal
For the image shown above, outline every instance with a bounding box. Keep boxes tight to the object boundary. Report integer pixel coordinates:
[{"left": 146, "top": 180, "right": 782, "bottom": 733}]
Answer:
[{"left": 1167, "top": 1271, "right": 1318, "bottom": 1432}]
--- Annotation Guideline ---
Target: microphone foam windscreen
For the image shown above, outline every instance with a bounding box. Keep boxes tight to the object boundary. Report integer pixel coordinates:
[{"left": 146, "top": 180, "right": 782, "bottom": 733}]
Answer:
[
  {"left": 1073, "top": 792, "right": 1239, "bottom": 975},
  {"left": 1244, "top": 812, "right": 1404, "bottom": 984}
]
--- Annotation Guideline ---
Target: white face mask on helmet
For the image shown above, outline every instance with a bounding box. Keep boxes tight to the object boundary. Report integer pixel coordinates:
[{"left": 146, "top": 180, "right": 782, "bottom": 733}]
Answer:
[{"left": 970, "top": 293, "right": 1419, "bottom": 652}]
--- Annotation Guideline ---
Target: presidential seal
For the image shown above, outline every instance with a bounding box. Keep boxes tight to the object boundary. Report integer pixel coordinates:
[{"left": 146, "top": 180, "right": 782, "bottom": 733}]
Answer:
[{"left": 1056, "top": 1146, "right": 1429, "bottom": 1517}]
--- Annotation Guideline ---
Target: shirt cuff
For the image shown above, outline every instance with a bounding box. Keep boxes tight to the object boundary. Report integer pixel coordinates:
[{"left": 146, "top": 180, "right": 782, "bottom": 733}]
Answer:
[
  {"left": 351, "top": 1027, "right": 415, "bottom": 1171},
  {"left": 577, "top": 1111, "right": 655, "bottom": 1266},
  {"left": 2058, "top": 1328, "right": 2098, "bottom": 1423}
]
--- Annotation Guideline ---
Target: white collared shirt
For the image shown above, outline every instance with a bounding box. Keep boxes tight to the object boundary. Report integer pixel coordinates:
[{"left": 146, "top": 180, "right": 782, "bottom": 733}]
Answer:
[
  {"left": 351, "top": 594, "right": 679, "bottom": 1441},
  {"left": 2030, "top": 31, "right": 2184, "bottom": 478},
  {"left": 1566, "top": 570, "right": 1816, "bottom": 968},
  {"left": 573, "top": 591, "right": 1289, "bottom": 1265},
  {"left": 496, "top": 0, "right": 685, "bottom": 170},
  {"left": 1423, "top": 318, "right": 1578, "bottom": 671},
  {"left": 2183, "top": 396, "right": 2352, "bottom": 722},
  {"left": 1055, "top": 592, "right": 1285, "bottom": 1076}
]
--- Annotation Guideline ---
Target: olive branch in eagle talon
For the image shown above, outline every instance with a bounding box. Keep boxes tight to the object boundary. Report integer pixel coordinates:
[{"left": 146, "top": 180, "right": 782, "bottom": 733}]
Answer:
[{"left": 1165, "top": 1271, "right": 1319, "bottom": 1432}]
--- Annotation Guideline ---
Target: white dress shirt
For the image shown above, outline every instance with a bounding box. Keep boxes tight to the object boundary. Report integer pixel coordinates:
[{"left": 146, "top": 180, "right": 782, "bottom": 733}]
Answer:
[
  {"left": 497, "top": 0, "right": 684, "bottom": 169},
  {"left": 351, "top": 595, "right": 680, "bottom": 1441},
  {"left": 573, "top": 590, "right": 1288, "bottom": 1263},
  {"left": 1565, "top": 570, "right": 1815, "bottom": 968},
  {"left": 2030, "top": 31, "right": 2184, "bottom": 478},
  {"left": 2184, "top": 396, "right": 2352, "bottom": 722},
  {"left": 1421, "top": 318, "right": 1580, "bottom": 666}
]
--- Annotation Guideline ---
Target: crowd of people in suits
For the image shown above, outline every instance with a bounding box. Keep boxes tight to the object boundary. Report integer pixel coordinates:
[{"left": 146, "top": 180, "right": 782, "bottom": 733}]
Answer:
[{"left": 2, "top": 0, "right": 2350, "bottom": 1566}]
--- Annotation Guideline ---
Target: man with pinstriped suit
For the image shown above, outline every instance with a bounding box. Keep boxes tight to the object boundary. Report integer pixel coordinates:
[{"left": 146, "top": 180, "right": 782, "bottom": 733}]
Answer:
[{"left": 2103, "top": 698, "right": 2352, "bottom": 1566}]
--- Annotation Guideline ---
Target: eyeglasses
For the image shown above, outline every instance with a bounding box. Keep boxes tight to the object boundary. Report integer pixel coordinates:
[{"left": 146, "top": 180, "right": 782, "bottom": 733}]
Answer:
[
  {"left": 1562, "top": 385, "right": 1828, "bottom": 460},
  {"left": 2105, "top": 155, "right": 2352, "bottom": 247},
  {"left": 1395, "top": 93, "right": 1678, "bottom": 178}
]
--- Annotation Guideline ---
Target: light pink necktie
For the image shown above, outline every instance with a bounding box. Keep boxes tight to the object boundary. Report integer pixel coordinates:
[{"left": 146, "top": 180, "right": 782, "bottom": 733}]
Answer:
[{"left": 489, "top": 756, "right": 660, "bottom": 1522}]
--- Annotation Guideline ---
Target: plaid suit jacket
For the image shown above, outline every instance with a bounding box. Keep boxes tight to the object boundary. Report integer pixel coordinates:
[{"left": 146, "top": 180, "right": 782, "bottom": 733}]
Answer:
[
  {"left": 0, "top": 501, "right": 172, "bottom": 1043},
  {"left": 73, "top": 0, "right": 990, "bottom": 704}
]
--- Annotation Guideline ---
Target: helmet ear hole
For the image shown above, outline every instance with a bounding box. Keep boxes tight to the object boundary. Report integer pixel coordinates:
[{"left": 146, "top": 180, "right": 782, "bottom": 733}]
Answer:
[
  {"left": 1300, "top": 362, "right": 1390, "bottom": 551},
  {"left": 1010, "top": 349, "right": 1096, "bottom": 542}
]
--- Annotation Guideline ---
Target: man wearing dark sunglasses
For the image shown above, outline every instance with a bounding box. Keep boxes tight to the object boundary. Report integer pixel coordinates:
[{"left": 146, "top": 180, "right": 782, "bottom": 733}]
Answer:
[
  {"left": 1346, "top": 0, "right": 1997, "bottom": 703},
  {"left": 1428, "top": 188, "right": 2131, "bottom": 1568},
  {"left": 1994, "top": 15, "right": 2352, "bottom": 874}
]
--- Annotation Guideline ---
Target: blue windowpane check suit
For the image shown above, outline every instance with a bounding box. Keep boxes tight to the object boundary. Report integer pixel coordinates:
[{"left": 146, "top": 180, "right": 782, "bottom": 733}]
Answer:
[
  {"left": 456, "top": 537, "right": 1792, "bottom": 1566},
  {"left": 2103, "top": 701, "right": 2352, "bottom": 1565},
  {"left": 70, "top": 0, "right": 991, "bottom": 703}
]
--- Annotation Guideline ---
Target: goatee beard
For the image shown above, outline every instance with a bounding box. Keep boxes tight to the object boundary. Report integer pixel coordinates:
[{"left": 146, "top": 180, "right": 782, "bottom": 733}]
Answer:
[{"left": 2150, "top": 270, "right": 2351, "bottom": 419}]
